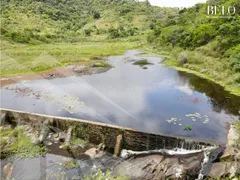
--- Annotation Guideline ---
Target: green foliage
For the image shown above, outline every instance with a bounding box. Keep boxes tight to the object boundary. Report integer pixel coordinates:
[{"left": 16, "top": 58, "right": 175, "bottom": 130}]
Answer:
[
  {"left": 0, "top": 127, "right": 47, "bottom": 159},
  {"left": 184, "top": 125, "right": 192, "bottom": 131},
  {"left": 60, "top": 160, "right": 80, "bottom": 169},
  {"left": 0, "top": 0, "right": 162, "bottom": 43},
  {"left": 83, "top": 169, "right": 129, "bottom": 180},
  {"left": 92, "top": 62, "right": 112, "bottom": 68},
  {"left": 230, "top": 53, "right": 240, "bottom": 73},
  {"left": 133, "top": 59, "right": 152, "bottom": 66},
  {"left": 0, "top": 41, "right": 139, "bottom": 76}
]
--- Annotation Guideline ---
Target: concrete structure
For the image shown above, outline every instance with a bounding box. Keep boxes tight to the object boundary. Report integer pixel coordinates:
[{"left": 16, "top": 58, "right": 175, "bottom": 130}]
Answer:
[{"left": 0, "top": 108, "right": 222, "bottom": 151}]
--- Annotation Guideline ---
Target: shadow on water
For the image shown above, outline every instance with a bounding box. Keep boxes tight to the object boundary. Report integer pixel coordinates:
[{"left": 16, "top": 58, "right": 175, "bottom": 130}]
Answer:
[{"left": 178, "top": 71, "right": 240, "bottom": 116}]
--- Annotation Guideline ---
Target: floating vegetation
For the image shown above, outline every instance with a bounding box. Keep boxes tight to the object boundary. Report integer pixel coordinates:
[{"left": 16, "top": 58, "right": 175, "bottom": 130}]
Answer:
[
  {"left": 166, "top": 118, "right": 177, "bottom": 123},
  {"left": 133, "top": 59, "right": 153, "bottom": 66},
  {"left": 166, "top": 112, "right": 210, "bottom": 131},
  {"left": 184, "top": 125, "right": 192, "bottom": 131},
  {"left": 185, "top": 112, "right": 210, "bottom": 124}
]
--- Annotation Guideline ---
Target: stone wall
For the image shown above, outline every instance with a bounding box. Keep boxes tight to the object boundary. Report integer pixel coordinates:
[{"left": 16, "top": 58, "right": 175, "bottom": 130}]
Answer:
[{"left": 0, "top": 108, "right": 222, "bottom": 151}]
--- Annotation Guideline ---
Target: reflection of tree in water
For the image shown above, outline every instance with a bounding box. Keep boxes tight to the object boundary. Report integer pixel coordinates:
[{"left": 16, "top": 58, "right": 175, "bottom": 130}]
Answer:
[{"left": 177, "top": 71, "right": 240, "bottom": 116}]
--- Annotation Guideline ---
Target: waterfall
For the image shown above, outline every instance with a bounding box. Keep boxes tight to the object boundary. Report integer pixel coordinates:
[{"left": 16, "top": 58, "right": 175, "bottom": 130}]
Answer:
[{"left": 197, "top": 150, "right": 211, "bottom": 180}]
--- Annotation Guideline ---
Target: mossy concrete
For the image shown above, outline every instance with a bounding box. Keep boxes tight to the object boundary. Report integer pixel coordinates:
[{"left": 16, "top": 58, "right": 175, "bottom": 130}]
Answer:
[{"left": 0, "top": 108, "right": 222, "bottom": 152}]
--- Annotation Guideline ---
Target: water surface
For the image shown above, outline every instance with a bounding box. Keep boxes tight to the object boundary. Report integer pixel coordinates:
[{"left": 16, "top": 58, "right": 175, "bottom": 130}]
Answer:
[{"left": 1, "top": 50, "right": 239, "bottom": 143}]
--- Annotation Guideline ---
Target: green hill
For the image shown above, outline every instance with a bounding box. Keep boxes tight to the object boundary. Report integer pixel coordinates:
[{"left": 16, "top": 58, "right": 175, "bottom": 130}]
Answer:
[
  {"left": 0, "top": 0, "right": 172, "bottom": 43},
  {"left": 0, "top": 0, "right": 239, "bottom": 95},
  {"left": 145, "top": 0, "right": 240, "bottom": 94}
]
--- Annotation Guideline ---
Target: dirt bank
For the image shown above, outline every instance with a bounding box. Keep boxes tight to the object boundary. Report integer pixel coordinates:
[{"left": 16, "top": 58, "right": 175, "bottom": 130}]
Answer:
[{"left": 0, "top": 61, "right": 111, "bottom": 87}]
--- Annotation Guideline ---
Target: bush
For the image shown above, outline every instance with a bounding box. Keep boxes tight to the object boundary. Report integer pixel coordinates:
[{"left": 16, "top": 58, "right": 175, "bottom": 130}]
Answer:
[
  {"left": 178, "top": 52, "right": 188, "bottom": 65},
  {"left": 84, "top": 29, "right": 91, "bottom": 36},
  {"left": 93, "top": 11, "right": 100, "bottom": 19},
  {"left": 230, "top": 53, "right": 240, "bottom": 72},
  {"left": 108, "top": 28, "right": 120, "bottom": 39}
]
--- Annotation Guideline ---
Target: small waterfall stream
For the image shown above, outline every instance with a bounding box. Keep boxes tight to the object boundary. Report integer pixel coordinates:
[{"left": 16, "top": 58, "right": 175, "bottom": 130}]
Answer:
[{"left": 119, "top": 145, "right": 223, "bottom": 179}]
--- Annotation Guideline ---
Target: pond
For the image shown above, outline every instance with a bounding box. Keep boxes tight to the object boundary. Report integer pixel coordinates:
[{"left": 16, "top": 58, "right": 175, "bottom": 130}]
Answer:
[{"left": 1, "top": 50, "right": 239, "bottom": 143}]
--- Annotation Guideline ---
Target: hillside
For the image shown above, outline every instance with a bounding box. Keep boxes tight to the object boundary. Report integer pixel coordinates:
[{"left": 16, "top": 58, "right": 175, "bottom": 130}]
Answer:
[
  {"left": 0, "top": 0, "right": 174, "bottom": 43},
  {"left": 0, "top": 0, "right": 239, "bottom": 95},
  {"left": 145, "top": 0, "right": 240, "bottom": 94}
]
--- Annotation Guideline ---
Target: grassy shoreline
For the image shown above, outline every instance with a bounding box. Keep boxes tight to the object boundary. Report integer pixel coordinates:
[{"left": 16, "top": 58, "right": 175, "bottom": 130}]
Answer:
[
  {"left": 0, "top": 41, "right": 139, "bottom": 76},
  {"left": 1, "top": 40, "right": 240, "bottom": 97},
  {"left": 142, "top": 46, "right": 240, "bottom": 97}
]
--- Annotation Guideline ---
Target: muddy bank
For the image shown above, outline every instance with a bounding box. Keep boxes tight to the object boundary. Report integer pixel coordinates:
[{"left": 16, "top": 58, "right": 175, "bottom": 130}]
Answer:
[{"left": 0, "top": 61, "right": 111, "bottom": 87}]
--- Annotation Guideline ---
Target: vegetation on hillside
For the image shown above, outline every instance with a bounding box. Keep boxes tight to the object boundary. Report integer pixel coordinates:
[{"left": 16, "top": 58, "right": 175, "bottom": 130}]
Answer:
[
  {"left": 0, "top": 0, "right": 167, "bottom": 43},
  {"left": 145, "top": 0, "right": 240, "bottom": 94},
  {"left": 0, "top": 0, "right": 239, "bottom": 94}
]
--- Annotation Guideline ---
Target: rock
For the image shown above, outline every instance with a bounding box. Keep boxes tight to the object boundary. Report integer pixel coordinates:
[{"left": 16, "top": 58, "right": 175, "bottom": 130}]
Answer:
[
  {"left": 220, "top": 125, "right": 240, "bottom": 161},
  {"left": 220, "top": 150, "right": 233, "bottom": 161},
  {"left": 84, "top": 148, "right": 99, "bottom": 158},
  {"left": 0, "top": 112, "right": 7, "bottom": 125},
  {"left": 209, "top": 162, "right": 240, "bottom": 178},
  {"left": 64, "top": 126, "right": 73, "bottom": 147},
  {"left": 39, "top": 125, "right": 50, "bottom": 143},
  {"left": 114, "top": 135, "right": 123, "bottom": 157},
  {"left": 84, "top": 148, "right": 105, "bottom": 159},
  {"left": 44, "top": 140, "right": 53, "bottom": 146},
  {"left": 3, "top": 163, "right": 14, "bottom": 180},
  {"left": 97, "top": 143, "right": 105, "bottom": 151},
  {"left": 210, "top": 124, "right": 240, "bottom": 179},
  {"left": 113, "top": 152, "right": 204, "bottom": 179}
]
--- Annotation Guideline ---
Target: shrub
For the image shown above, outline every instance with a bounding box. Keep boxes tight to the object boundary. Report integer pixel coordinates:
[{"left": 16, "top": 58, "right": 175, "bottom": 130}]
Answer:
[
  {"left": 108, "top": 28, "right": 120, "bottom": 39},
  {"left": 84, "top": 29, "right": 91, "bottom": 36},
  {"left": 178, "top": 52, "right": 188, "bottom": 65},
  {"left": 133, "top": 60, "right": 152, "bottom": 66},
  {"left": 230, "top": 53, "right": 240, "bottom": 72},
  {"left": 93, "top": 11, "right": 100, "bottom": 19}
]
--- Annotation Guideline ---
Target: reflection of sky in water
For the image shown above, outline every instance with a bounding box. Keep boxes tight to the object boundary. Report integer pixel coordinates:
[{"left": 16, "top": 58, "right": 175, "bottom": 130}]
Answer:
[{"left": 1, "top": 50, "right": 239, "bottom": 143}]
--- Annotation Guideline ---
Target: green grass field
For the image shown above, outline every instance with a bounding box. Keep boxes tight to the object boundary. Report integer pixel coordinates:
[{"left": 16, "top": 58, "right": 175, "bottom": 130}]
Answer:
[{"left": 0, "top": 40, "right": 139, "bottom": 76}]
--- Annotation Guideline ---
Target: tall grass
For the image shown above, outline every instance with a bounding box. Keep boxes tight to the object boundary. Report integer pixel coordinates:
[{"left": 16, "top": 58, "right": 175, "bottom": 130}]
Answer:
[{"left": 0, "top": 41, "right": 139, "bottom": 76}]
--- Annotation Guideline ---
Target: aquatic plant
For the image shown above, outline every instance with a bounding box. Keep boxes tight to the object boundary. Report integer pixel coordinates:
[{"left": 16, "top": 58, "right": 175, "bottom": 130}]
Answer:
[
  {"left": 133, "top": 59, "right": 152, "bottom": 66},
  {"left": 184, "top": 125, "right": 192, "bottom": 131}
]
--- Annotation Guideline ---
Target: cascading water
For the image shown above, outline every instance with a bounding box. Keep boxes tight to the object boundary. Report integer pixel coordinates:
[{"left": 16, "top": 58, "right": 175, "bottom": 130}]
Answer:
[{"left": 120, "top": 146, "right": 222, "bottom": 179}]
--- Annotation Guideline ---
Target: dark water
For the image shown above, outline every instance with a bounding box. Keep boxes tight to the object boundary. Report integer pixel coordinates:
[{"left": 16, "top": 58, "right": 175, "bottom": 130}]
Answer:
[{"left": 1, "top": 50, "right": 239, "bottom": 143}]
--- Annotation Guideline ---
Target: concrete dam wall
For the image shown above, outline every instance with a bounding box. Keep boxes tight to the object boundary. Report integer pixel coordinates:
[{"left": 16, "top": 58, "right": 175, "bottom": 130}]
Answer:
[{"left": 0, "top": 108, "right": 222, "bottom": 152}]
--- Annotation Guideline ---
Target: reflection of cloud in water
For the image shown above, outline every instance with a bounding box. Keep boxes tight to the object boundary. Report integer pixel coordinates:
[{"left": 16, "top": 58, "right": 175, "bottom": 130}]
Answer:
[
  {"left": 176, "top": 84, "right": 193, "bottom": 96},
  {"left": 2, "top": 50, "right": 240, "bottom": 143}
]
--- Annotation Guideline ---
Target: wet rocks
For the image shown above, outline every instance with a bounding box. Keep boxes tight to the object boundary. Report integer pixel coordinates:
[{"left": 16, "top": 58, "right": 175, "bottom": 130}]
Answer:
[
  {"left": 0, "top": 112, "right": 7, "bottom": 125},
  {"left": 84, "top": 143, "right": 106, "bottom": 159},
  {"left": 3, "top": 163, "right": 14, "bottom": 180},
  {"left": 113, "top": 152, "right": 204, "bottom": 179},
  {"left": 209, "top": 162, "right": 240, "bottom": 178},
  {"left": 209, "top": 124, "right": 240, "bottom": 179},
  {"left": 37, "top": 121, "right": 50, "bottom": 144},
  {"left": 84, "top": 148, "right": 105, "bottom": 159}
]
